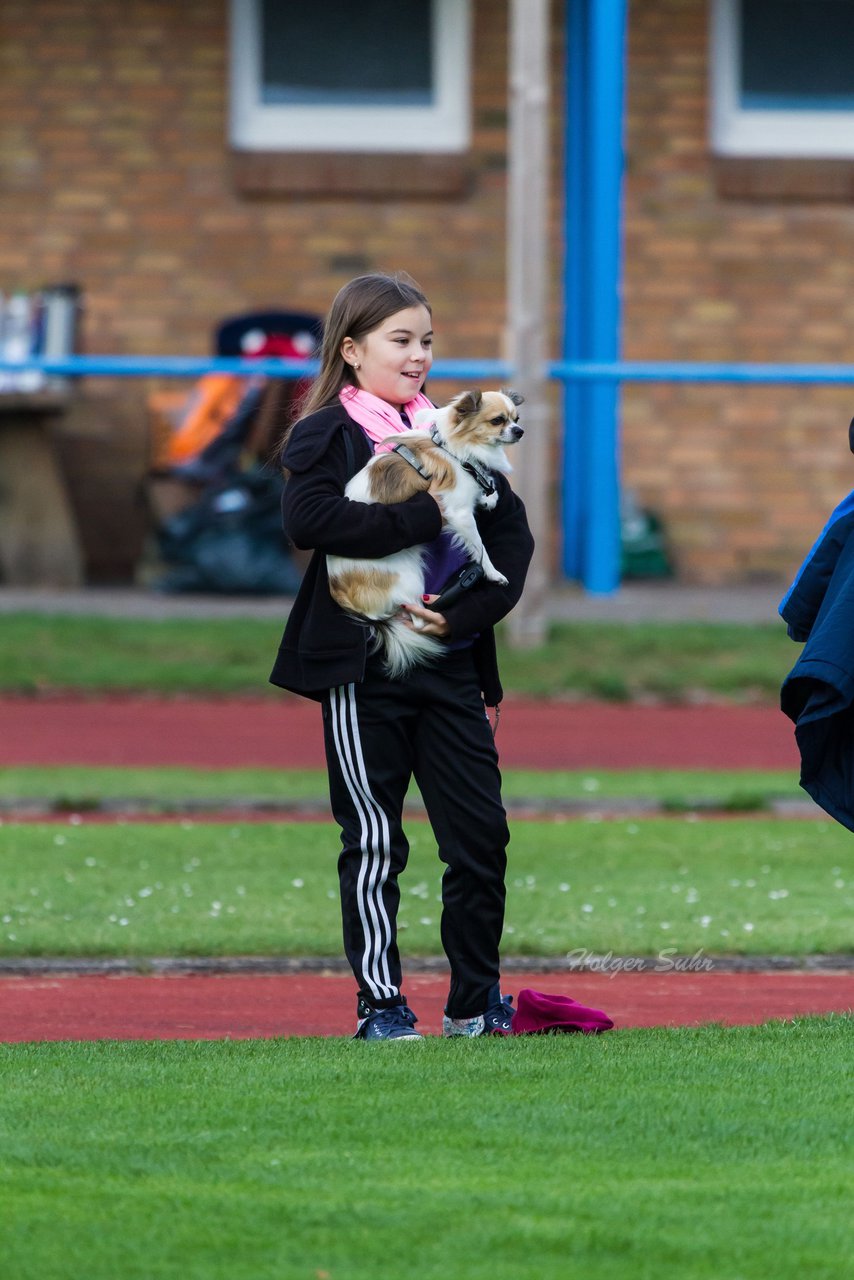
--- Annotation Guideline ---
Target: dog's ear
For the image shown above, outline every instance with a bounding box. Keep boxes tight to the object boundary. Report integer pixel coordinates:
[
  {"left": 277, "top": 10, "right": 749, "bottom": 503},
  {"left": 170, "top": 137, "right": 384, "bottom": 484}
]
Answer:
[
  {"left": 453, "top": 389, "right": 483, "bottom": 418},
  {"left": 502, "top": 388, "right": 525, "bottom": 407}
]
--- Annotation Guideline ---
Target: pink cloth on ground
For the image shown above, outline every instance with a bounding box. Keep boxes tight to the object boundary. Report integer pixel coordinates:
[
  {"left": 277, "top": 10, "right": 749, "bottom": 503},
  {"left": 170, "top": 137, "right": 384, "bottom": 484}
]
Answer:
[
  {"left": 339, "top": 385, "right": 435, "bottom": 453},
  {"left": 511, "top": 988, "right": 614, "bottom": 1035}
]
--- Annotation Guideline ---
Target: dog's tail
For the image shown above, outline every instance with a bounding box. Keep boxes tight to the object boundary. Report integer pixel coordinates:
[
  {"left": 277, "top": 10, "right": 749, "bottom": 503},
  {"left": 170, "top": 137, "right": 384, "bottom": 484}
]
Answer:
[{"left": 371, "top": 617, "right": 444, "bottom": 679}]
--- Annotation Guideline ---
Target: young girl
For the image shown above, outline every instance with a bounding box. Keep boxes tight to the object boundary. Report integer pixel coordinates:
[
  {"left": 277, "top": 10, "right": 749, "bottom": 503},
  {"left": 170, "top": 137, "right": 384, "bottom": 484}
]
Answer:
[{"left": 270, "top": 272, "right": 534, "bottom": 1040}]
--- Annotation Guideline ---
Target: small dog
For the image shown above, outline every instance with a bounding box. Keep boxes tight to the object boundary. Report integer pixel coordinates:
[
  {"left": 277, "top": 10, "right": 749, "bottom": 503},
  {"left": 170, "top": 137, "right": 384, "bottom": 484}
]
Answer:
[{"left": 327, "top": 388, "right": 524, "bottom": 677}]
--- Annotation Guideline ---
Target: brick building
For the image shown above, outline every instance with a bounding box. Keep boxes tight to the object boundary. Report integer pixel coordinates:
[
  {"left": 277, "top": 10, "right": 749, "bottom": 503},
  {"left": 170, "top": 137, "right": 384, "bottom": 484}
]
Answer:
[{"left": 1, "top": 0, "right": 853, "bottom": 585}]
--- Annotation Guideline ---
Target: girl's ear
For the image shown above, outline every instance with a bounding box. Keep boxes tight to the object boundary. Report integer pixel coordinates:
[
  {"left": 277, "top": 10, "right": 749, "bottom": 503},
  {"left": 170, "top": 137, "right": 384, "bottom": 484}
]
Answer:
[{"left": 340, "top": 336, "right": 358, "bottom": 366}]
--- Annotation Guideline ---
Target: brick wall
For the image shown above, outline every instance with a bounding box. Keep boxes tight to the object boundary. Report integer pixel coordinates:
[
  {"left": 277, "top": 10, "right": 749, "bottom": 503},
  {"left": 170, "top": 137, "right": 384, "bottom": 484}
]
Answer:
[
  {"left": 1, "top": 0, "right": 851, "bottom": 583},
  {"left": 0, "top": 0, "right": 514, "bottom": 580},
  {"left": 623, "top": 0, "right": 854, "bottom": 583}
]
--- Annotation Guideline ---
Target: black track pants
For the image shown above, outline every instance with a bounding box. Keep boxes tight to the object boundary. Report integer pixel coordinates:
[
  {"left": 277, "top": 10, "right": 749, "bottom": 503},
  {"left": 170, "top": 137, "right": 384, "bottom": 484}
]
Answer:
[{"left": 322, "top": 648, "right": 510, "bottom": 1019}]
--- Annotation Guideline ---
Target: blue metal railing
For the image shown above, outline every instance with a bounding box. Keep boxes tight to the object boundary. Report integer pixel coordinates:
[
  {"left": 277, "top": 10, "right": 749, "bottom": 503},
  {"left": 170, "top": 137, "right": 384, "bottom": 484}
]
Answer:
[
  {"left": 0, "top": 355, "right": 509, "bottom": 380},
  {"left": 563, "top": 0, "right": 627, "bottom": 595},
  {"left": 5, "top": 353, "right": 854, "bottom": 595},
  {"left": 550, "top": 361, "right": 854, "bottom": 384},
  {"left": 11, "top": 354, "right": 854, "bottom": 383}
]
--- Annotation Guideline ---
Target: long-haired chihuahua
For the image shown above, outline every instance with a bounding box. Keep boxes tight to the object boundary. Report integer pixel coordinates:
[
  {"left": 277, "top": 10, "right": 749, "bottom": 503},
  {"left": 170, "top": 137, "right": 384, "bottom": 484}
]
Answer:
[{"left": 327, "top": 388, "right": 524, "bottom": 677}]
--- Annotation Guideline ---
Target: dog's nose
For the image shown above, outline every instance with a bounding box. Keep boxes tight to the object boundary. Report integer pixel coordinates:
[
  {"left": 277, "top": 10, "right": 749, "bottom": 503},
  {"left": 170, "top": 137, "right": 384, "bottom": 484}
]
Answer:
[{"left": 511, "top": 424, "right": 524, "bottom": 440}]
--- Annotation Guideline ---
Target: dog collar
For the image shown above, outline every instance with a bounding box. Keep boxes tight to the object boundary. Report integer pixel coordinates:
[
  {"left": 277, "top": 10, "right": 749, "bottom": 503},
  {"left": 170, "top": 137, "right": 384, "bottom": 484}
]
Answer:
[
  {"left": 429, "top": 428, "right": 497, "bottom": 497},
  {"left": 391, "top": 441, "right": 433, "bottom": 482}
]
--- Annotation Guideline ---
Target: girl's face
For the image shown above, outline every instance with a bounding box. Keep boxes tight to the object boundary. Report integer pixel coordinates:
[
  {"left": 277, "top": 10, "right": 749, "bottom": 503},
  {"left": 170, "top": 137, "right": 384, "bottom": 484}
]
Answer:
[{"left": 342, "top": 305, "right": 433, "bottom": 409}]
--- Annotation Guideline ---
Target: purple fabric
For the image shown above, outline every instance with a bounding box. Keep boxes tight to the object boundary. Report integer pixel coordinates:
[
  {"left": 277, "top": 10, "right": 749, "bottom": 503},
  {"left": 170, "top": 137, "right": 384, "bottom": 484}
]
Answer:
[
  {"left": 422, "top": 531, "right": 467, "bottom": 596},
  {"left": 510, "top": 988, "right": 614, "bottom": 1035},
  {"left": 422, "top": 534, "right": 475, "bottom": 651}
]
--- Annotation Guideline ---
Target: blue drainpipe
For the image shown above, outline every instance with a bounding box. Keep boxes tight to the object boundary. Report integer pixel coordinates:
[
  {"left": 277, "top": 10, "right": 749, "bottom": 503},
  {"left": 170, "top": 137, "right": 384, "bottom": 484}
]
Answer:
[
  {"left": 561, "top": 0, "right": 587, "bottom": 582},
  {"left": 562, "top": 0, "right": 627, "bottom": 593}
]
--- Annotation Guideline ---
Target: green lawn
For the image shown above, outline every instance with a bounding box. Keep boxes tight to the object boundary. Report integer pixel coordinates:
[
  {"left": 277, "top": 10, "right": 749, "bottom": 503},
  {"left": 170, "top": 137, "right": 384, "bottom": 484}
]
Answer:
[
  {"left": 1, "top": 1021, "right": 851, "bottom": 1280},
  {"left": 1, "top": 818, "right": 851, "bottom": 958},
  {"left": 2, "top": 611, "right": 842, "bottom": 1280},
  {"left": 0, "top": 764, "right": 802, "bottom": 810},
  {"left": 0, "top": 613, "right": 797, "bottom": 701}
]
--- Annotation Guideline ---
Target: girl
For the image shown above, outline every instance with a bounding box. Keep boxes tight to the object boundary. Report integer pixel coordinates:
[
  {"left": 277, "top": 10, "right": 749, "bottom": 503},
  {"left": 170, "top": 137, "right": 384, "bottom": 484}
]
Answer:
[{"left": 270, "top": 272, "right": 534, "bottom": 1040}]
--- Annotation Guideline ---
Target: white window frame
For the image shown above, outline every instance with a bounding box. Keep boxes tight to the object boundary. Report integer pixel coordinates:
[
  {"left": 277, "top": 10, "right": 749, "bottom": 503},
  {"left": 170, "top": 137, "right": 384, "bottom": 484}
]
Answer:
[
  {"left": 710, "top": 0, "right": 854, "bottom": 158},
  {"left": 229, "top": 0, "right": 471, "bottom": 154}
]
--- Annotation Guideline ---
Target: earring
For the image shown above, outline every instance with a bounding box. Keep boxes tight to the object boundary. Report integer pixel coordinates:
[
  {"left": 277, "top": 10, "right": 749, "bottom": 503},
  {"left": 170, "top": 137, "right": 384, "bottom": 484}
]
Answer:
[{"left": 353, "top": 361, "right": 361, "bottom": 370}]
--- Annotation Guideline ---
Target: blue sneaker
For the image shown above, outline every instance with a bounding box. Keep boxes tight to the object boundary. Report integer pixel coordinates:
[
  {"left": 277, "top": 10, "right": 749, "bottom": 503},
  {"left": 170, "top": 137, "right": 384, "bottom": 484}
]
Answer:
[
  {"left": 443, "top": 985, "right": 514, "bottom": 1038},
  {"left": 354, "top": 998, "right": 422, "bottom": 1041}
]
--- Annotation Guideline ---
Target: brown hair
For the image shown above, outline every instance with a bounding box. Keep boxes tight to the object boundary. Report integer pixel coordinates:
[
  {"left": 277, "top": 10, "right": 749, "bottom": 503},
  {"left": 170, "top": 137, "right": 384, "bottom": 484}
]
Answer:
[{"left": 290, "top": 272, "right": 431, "bottom": 431}]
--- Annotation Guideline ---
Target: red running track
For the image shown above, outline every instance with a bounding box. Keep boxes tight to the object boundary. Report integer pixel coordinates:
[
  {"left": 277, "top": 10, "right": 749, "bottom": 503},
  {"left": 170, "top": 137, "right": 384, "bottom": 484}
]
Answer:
[
  {"left": 0, "top": 696, "right": 797, "bottom": 770},
  {"left": 1, "top": 971, "right": 850, "bottom": 1042}
]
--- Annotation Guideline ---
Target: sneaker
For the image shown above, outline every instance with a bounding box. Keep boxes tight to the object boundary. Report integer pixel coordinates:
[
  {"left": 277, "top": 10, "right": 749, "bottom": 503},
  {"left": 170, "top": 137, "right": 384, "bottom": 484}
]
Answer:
[
  {"left": 353, "top": 998, "right": 422, "bottom": 1041},
  {"left": 443, "top": 985, "right": 514, "bottom": 1038}
]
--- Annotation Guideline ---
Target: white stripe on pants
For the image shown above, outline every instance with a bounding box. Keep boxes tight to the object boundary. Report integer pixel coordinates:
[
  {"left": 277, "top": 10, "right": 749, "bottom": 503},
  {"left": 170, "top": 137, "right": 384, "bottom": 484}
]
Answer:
[{"left": 328, "top": 684, "right": 397, "bottom": 1002}]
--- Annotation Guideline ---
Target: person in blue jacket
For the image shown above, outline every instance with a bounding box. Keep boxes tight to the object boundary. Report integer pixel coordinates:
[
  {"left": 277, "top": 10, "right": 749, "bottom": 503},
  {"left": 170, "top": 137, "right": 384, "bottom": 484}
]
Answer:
[
  {"left": 780, "top": 422, "right": 854, "bottom": 830},
  {"left": 270, "top": 272, "right": 534, "bottom": 1040}
]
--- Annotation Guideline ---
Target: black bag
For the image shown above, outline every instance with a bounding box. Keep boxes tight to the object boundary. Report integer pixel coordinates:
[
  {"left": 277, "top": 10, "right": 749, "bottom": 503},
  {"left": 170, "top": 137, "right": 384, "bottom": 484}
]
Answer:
[{"left": 155, "top": 467, "right": 302, "bottom": 595}]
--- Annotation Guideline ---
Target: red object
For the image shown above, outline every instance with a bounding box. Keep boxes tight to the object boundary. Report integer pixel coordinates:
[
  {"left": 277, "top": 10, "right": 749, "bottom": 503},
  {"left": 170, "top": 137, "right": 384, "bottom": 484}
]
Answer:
[
  {"left": 511, "top": 987, "right": 614, "bottom": 1034},
  {"left": 245, "top": 334, "right": 308, "bottom": 358}
]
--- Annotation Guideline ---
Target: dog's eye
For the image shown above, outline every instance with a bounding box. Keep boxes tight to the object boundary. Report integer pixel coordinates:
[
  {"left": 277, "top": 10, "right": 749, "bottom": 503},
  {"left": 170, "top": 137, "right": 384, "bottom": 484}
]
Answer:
[{"left": 489, "top": 415, "right": 506, "bottom": 426}]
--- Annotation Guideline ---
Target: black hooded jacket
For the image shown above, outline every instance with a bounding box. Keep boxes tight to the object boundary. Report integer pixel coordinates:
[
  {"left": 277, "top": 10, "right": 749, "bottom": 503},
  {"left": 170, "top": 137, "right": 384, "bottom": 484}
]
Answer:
[{"left": 269, "top": 403, "right": 535, "bottom": 705}]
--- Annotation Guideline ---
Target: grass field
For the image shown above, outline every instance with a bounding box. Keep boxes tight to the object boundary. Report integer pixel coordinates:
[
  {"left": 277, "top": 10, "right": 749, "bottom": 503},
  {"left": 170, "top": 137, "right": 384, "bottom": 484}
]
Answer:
[
  {"left": 0, "top": 613, "right": 796, "bottom": 701},
  {"left": 1, "top": 1020, "right": 851, "bottom": 1280},
  {"left": 0, "top": 763, "right": 802, "bottom": 810},
  {"left": 3, "top": 610, "right": 843, "bottom": 1279},
  {"left": 1, "top": 817, "right": 851, "bottom": 958}
]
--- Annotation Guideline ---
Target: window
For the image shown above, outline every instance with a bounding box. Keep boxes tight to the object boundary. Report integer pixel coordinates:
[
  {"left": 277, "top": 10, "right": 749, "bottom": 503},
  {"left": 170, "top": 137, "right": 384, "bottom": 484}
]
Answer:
[
  {"left": 230, "top": 0, "right": 471, "bottom": 154},
  {"left": 710, "top": 0, "right": 854, "bottom": 157}
]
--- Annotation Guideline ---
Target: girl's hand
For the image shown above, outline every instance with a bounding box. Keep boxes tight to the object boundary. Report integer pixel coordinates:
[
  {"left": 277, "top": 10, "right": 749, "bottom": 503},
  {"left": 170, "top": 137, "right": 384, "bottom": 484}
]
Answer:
[{"left": 400, "top": 595, "right": 450, "bottom": 638}]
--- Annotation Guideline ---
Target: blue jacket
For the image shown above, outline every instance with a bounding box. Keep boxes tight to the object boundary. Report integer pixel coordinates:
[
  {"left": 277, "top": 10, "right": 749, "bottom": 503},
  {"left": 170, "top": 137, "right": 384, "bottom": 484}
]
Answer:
[{"left": 780, "top": 486, "right": 854, "bottom": 830}]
